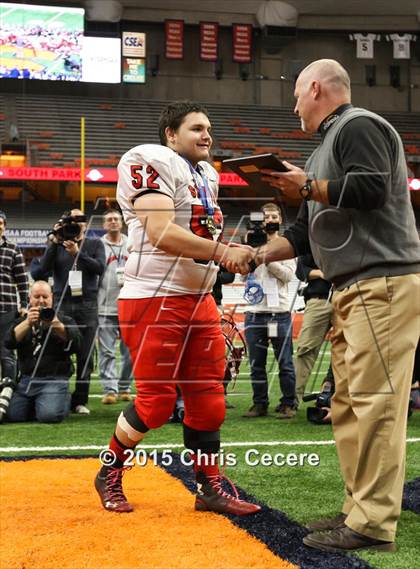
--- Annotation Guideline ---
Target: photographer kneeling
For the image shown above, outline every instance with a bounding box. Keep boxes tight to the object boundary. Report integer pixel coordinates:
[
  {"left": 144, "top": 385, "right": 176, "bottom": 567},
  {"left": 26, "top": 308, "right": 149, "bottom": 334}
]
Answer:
[{"left": 4, "top": 281, "right": 82, "bottom": 423}]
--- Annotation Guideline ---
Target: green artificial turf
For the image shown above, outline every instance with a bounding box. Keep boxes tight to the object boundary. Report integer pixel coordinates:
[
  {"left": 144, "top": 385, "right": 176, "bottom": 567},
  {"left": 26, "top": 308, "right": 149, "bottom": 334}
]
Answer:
[{"left": 1, "top": 348, "right": 419, "bottom": 569}]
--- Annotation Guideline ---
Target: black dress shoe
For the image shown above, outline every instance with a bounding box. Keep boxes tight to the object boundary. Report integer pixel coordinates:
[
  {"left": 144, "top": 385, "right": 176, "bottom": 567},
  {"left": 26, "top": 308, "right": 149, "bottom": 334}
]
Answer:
[{"left": 303, "top": 526, "right": 396, "bottom": 553}]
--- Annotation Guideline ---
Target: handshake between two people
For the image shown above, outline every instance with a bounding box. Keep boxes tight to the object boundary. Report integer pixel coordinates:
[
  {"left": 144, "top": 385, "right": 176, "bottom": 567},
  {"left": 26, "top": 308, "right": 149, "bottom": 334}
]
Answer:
[{"left": 219, "top": 243, "right": 262, "bottom": 276}]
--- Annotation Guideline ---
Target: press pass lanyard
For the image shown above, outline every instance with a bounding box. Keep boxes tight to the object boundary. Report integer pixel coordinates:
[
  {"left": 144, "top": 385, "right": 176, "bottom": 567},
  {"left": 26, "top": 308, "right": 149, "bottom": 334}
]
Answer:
[
  {"left": 108, "top": 243, "right": 123, "bottom": 265},
  {"left": 182, "top": 157, "right": 216, "bottom": 234}
]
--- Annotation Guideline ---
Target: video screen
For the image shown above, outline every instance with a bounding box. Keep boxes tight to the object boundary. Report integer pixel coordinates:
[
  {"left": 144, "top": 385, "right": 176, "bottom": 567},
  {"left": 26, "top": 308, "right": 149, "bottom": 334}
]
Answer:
[
  {"left": 82, "top": 37, "right": 121, "bottom": 83},
  {"left": 0, "top": 2, "right": 84, "bottom": 81}
]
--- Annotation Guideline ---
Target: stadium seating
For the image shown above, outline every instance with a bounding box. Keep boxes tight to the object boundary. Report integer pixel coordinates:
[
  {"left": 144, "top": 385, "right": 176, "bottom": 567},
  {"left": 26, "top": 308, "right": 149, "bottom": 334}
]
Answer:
[
  {"left": 3, "top": 200, "right": 100, "bottom": 229},
  {"left": 1, "top": 94, "right": 419, "bottom": 169}
]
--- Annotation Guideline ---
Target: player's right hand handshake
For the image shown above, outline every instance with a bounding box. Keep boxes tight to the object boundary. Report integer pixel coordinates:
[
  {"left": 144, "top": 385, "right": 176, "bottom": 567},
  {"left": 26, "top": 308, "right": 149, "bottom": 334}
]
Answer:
[{"left": 221, "top": 244, "right": 256, "bottom": 275}]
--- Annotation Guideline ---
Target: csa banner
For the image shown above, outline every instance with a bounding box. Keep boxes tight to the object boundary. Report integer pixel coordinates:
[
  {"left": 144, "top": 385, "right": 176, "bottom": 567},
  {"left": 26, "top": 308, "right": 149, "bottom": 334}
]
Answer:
[{"left": 122, "top": 32, "right": 146, "bottom": 58}]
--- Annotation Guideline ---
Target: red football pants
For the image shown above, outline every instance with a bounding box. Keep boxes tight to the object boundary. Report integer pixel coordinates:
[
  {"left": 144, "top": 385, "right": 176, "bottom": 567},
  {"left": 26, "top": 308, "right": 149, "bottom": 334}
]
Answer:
[{"left": 118, "top": 294, "right": 226, "bottom": 431}]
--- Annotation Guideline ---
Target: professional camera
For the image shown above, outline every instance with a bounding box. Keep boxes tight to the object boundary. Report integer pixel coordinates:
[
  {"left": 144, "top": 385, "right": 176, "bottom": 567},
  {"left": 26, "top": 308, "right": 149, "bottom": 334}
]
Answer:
[
  {"left": 302, "top": 379, "right": 334, "bottom": 424},
  {"left": 52, "top": 213, "right": 87, "bottom": 241},
  {"left": 39, "top": 307, "right": 55, "bottom": 322},
  {"left": 244, "top": 212, "right": 267, "bottom": 247},
  {"left": 0, "top": 377, "right": 17, "bottom": 423}
]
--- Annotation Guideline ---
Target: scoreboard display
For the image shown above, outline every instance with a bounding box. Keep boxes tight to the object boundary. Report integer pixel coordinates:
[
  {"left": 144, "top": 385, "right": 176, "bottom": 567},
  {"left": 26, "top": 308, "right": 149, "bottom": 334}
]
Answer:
[
  {"left": 0, "top": 2, "right": 84, "bottom": 81},
  {"left": 0, "top": 3, "right": 147, "bottom": 84}
]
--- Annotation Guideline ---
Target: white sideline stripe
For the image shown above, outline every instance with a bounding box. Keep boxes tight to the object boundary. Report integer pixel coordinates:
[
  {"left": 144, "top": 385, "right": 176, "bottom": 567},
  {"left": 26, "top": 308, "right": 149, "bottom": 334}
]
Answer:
[
  {"left": 1, "top": 438, "right": 419, "bottom": 453},
  {"left": 88, "top": 392, "right": 250, "bottom": 398}
]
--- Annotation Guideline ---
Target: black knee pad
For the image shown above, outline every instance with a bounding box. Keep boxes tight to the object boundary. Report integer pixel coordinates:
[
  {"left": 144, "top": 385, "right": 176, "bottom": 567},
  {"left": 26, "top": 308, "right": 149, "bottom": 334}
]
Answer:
[
  {"left": 183, "top": 424, "right": 220, "bottom": 454},
  {"left": 123, "top": 403, "right": 150, "bottom": 434}
]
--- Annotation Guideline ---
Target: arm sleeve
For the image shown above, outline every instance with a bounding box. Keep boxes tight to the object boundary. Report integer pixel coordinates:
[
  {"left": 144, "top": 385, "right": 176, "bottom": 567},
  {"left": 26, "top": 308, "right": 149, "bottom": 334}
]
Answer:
[
  {"left": 77, "top": 239, "right": 106, "bottom": 276},
  {"left": 12, "top": 248, "right": 29, "bottom": 308},
  {"left": 62, "top": 316, "right": 83, "bottom": 352},
  {"left": 295, "top": 255, "right": 313, "bottom": 282},
  {"left": 30, "top": 257, "right": 51, "bottom": 281},
  {"left": 327, "top": 117, "right": 394, "bottom": 210},
  {"left": 283, "top": 201, "right": 311, "bottom": 256},
  {"left": 219, "top": 269, "right": 236, "bottom": 285},
  {"left": 33, "top": 242, "right": 58, "bottom": 278},
  {"left": 266, "top": 258, "right": 296, "bottom": 283},
  {"left": 117, "top": 147, "right": 177, "bottom": 206},
  {"left": 4, "top": 317, "right": 25, "bottom": 349}
]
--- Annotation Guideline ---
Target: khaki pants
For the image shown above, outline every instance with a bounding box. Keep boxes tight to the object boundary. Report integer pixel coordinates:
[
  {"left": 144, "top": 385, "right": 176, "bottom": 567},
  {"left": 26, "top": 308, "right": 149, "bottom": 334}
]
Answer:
[
  {"left": 295, "top": 298, "right": 333, "bottom": 401},
  {"left": 331, "top": 273, "right": 420, "bottom": 542}
]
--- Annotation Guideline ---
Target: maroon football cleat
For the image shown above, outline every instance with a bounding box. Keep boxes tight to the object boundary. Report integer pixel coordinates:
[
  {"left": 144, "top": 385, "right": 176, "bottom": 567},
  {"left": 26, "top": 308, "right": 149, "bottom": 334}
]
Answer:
[
  {"left": 195, "top": 471, "right": 261, "bottom": 516},
  {"left": 95, "top": 466, "right": 133, "bottom": 513}
]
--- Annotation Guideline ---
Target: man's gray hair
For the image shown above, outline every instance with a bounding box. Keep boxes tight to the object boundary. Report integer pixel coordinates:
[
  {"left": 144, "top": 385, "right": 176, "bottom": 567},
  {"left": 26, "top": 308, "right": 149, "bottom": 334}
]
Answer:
[
  {"left": 30, "top": 280, "right": 52, "bottom": 293},
  {"left": 300, "top": 59, "right": 351, "bottom": 93}
]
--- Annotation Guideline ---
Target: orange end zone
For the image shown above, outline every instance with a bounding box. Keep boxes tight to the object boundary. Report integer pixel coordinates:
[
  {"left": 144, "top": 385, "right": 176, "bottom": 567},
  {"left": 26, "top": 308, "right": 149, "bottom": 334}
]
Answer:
[{"left": 0, "top": 458, "right": 298, "bottom": 569}]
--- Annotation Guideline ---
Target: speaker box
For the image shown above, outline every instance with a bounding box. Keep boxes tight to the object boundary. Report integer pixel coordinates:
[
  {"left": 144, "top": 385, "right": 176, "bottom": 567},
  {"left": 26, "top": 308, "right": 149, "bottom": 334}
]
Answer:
[
  {"left": 413, "top": 39, "right": 420, "bottom": 62},
  {"left": 214, "top": 58, "right": 223, "bottom": 80},
  {"left": 239, "top": 63, "right": 250, "bottom": 81},
  {"left": 390, "top": 65, "right": 401, "bottom": 88},
  {"left": 148, "top": 54, "right": 159, "bottom": 77},
  {"left": 365, "top": 65, "right": 376, "bottom": 87}
]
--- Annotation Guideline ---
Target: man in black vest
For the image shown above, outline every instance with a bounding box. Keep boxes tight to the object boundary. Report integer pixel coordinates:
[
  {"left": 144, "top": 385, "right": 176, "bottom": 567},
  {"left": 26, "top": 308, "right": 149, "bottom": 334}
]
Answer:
[{"left": 249, "top": 59, "right": 420, "bottom": 553}]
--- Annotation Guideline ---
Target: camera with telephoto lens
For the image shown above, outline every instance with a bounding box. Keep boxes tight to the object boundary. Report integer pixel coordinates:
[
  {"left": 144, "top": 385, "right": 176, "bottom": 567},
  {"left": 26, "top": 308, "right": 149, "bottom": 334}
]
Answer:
[
  {"left": 244, "top": 212, "right": 267, "bottom": 247},
  {"left": 39, "top": 307, "right": 55, "bottom": 322},
  {"left": 303, "top": 379, "right": 334, "bottom": 424},
  {"left": 0, "top": 377, "right": 17, "bottom": 423},
  {"left": 51, "top": 213, "right": 87, "bottom": 242}
]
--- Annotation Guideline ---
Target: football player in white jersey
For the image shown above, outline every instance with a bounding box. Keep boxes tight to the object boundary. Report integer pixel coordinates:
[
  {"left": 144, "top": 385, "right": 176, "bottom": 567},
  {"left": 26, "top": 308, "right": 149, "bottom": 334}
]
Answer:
[{"left": 95, "top": 101, "right": 260, "bottom": 516}]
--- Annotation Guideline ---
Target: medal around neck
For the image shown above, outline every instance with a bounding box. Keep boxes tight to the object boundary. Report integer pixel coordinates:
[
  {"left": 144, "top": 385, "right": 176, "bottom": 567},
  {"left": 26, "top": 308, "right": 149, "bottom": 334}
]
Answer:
[{"left": 206, "top": 216, "right": 217, "bottom": 235}]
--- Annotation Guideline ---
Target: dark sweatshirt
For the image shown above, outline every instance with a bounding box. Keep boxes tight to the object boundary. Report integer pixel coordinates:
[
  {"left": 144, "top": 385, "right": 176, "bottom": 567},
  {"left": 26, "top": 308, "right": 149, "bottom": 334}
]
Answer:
[
  {"left": 296, "top": 254, "right": 331, "bottom": 302},
  {"left": 5, "top": 314, "right": 82, "bottom": 377},
  {"left": 32, "top": 238, "right": 105, "bottom": 302}
]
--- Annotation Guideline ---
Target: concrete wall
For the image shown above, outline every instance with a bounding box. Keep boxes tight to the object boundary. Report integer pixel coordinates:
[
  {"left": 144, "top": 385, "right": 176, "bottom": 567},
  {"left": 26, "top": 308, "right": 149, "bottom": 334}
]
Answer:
[
  {"left": 258, "top": 31, "right": 420, "bottom": 111},
  {"left": 121, "top": 0, "right": 420, "bottom": 32}
]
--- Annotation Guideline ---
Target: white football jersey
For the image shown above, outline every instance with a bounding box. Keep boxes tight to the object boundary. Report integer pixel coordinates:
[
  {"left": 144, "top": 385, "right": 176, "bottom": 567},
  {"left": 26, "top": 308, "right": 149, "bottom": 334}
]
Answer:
[
  {"left": 386, "top": 34, "right": 416, "bottom": 59},
  {"left": 349, "top": 33, "right": 380, "bottom": 59},
  {"left": 116, "top": 144, "right": 223, "bottom": 299}
]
